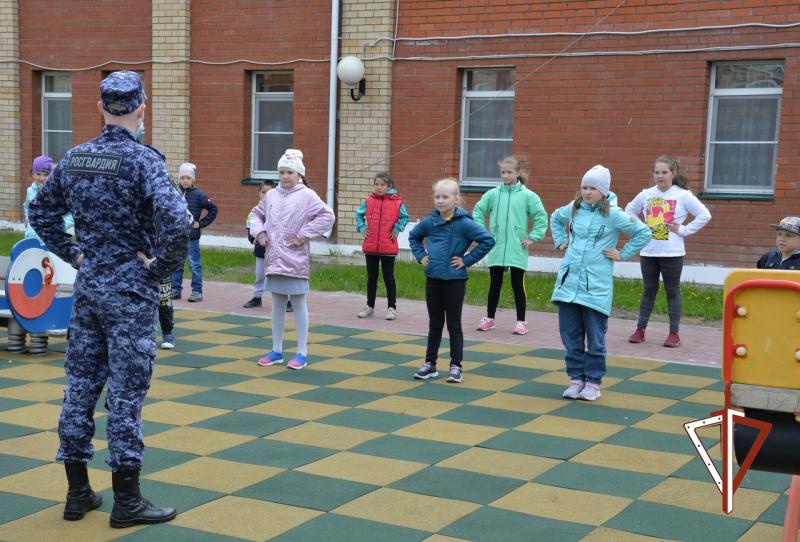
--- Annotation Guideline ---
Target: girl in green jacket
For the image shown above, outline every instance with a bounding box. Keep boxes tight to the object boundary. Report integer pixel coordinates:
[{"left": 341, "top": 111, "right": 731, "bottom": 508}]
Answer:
[{"left": 472, "top": 156, "right": 547, "bottom": 335}]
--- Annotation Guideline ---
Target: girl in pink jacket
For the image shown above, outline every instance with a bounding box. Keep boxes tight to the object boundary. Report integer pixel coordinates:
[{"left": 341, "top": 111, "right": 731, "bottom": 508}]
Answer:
[{"left": 249, "top": 149, "right": 335, "bottom": 369}]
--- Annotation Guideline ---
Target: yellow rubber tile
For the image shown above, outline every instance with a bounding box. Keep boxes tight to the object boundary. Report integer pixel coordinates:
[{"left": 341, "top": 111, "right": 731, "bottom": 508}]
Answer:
[
  {"left": 297, "top": 451, "right": 427, "bottom": 485},
  {"left": 350, "top": 331, "right": 419, "bottom": 342},
  {"left": 581, "top": 526, "right": 673, "bottom": 541},
  {"left": 142, "top": 400, "right": 229, "bottom": 426},
  {"left": 630, "top": 371, "right": 718, "bottom": 389},
  {"left": 145, "top": 427, "right": 255, "bottom": 455},
  {"left": 596, "top": 391, "right": 677, "bottom": 413},
  {"left": 223, "top": 379, "right": 317, "bottom": 397},
  {"left": 737, "top": 522, "right": 785, "bottom": 542},
  {"left": 0, "top": 403, "right": 62, "bottom": 430},
  {"left": 190, "top": 345, "right": 267, "bottom": 359},
  {"left": 283, "top": 331, "right": 339, "bottom": 343},
  {"left": 178, "top": 331, "right": 253, "bottom": 345},
  {"left": 376, "top": 343, "right": 428, "bottom": 357},
  {"left": 0, "top": 462, "right": 110, "bottom": 501},
  {"left": 0, "top": 505, "right": 122, "bottom": 542},
  {"left": 494, "top": 483, "right": 632, "bottom": 526},
  {"left": 146, "top": 380, "right": 209, "bottom": 401},
  {"left": 172, "top": 495, "right": 322, "bottom": 541},
  {"left": 174, "top": 318, "right": 237, "bottom": 330},
  {"left": 465, "top": 343, "right": 533, "bottom": 355},
  {"left": 242, "top": 398, "right": 349, "bottom": 420},
  {"left": 393, "top": 419, "right": 506, "bottom": 446},
  {"left": 0, "top": 364, "right": 64, "bottom": 382},
  {"left": 334, "top": 487, "right": 480, "bottom": 532},
  {"left": 571, "top": 444, "right": 691, "bottom": 476},
  {"left": 682, "top": 390, "right": 725, "bottom": 406},
  {"left": 360, "top": 395, "right": 460, "bottom": 417},
  {"left": 329, "top": 376, "right": 419, "bottom": 395},
  {"left": 145, "top": 457, "right": 283, "bottom": 493},
  {"left": 639, "top": 477, "right": 779, "bottom": 520},
  {"left": 152, "top": 364, "right": 193, "bottom": 378},
  {"left": 0, "top": 382, "right": 64, "bottom": 402},
  {"left": 423, "top": 536, "right": 472, "bottom": 542},
  {"left": 203, "top": 359, "right": 278, "bottom": 377},
  {"left": 470, "top": 392, "right": 567, "bottom": 415},
  {"left": 436, "top": 447, "right": 561, "bottom": 480},
  {"left": 0, "top": 431, "right": 62, "bottom": 461},
  {"left": 497, "top": 355, "right": 565, "bottom": 371},
  {"left": 606, "top": 356, "right": 664, "bottom": 370},
  {"left": 267, "top": 422, "right": 382, "bottom": 450},
  {"left": 515, "top": 415, "right": 625, "bottom": 441},
  {"left": 311, "top": 358, "right": 391, "bottom": 375},
  {"left": 448, "top": 374, "right": 522, "bottom": 392},
  {"left": 633, "top": 413, "right": 719, "bottom": 438},
  {"left": 300, "top": 345, "right": 363, "bottom": 358}
]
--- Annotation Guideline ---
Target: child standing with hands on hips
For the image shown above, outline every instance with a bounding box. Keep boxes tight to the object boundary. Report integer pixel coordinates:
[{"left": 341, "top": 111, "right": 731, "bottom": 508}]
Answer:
[
  {"left": 409, "top": 178, "right": 495, "bottom": 383},
  {"left": 472, "top": 156, "right": 547, "bottom": 335},
  {"left": 551, "top": 166, "right": 652, "bottom": 401},
  {"left": 355, "top": 172, "right": 410, "bottom": 320},
  {"left": 250, "top": 149, "right": 335, "bottom": 370}
]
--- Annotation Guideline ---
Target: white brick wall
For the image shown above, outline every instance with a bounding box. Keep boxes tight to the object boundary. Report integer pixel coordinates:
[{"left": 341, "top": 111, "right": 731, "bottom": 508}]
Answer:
[{"left": 0, "top": 0, "right": 20, "bottom": 219}]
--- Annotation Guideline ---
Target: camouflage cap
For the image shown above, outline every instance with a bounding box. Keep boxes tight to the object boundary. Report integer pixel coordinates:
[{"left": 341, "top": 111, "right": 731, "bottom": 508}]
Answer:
[
  {"left": 100, "top": 71, "right": 146, "bottom": 116},
  {"left": 770, "top": 216, "right": 800, "bottom": 236}
]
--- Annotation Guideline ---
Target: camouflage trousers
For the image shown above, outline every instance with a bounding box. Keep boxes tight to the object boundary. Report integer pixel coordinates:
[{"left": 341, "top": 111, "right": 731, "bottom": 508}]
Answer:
[{"left": 56, "top": 287, "right": 157, "bottom": 471}]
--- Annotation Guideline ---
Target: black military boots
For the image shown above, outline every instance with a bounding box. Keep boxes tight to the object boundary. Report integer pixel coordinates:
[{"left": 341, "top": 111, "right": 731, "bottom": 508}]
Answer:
[
  {"left": 109, "top": 468, "right": 177, "bottom": 528},
  {"left": 63, "top": 461, "right": 103, "bottom": 520}
]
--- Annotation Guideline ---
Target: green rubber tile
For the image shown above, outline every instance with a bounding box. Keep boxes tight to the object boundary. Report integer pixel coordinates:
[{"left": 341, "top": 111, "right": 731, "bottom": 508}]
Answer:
[
  {"left": 0, "top": 397, "right": 34, "bottom": 412},
  {"left": 671, "top": 459, "right": 790, "bottom": 494},
  {"left": 191, "top": 412, "right": 302, "bottom": 437},
  {"left": 504, "top": 381, "right": 567, "bottom": 400},
  {"left": 94, "top": 417, "right": 176, "bottom": 439},
  {"left": 526, "top": 347, "right": 567, "bottom": 360},
  {"left": 0, "top": 422, "right": 41, "bottom": 441},
  {"left": 399, "top": 383, "right": 493, "bottom": 404},
  {"left": 115, "top": 524, "right": 250, "bottom": 542},
  {"left": 661, "top": 401, "right": 718, "bottom": 419},
  {"left": 217, "top": 325, "right": 273, "bottom": 338},
  {"left": 370, "top": 365, "right": 421, "bottom": 380},
  {"left": 706, "top": 381, "right": 724, "bottom": 392},
  {"left": 759, "top": 494, "right": 788, "bottom": 525},
  {"left": 97, "top": 479, "right": 223, "bottom": 515},
  {"left": 462, "top": 351, "right": 522, "bottom": 363},
  {"left": 344, "top": 350, "right": 420, "bottom": 364},
  {"left": 157, "top": 353, "right": 232, "bottom": 369},
  {"left": 443, "top": 505, "right": 592, "bottom": 542},
  {"left": 480, "top": 431, "right": 595, "bottom": 460},
  {"left": 174, "top": 389, "right": 272, "bottom": 410},
  {"left": 604, "top": 366, "right": 647, "bottom": 379},
  {"left": 212, "top": 438, "right": 335, "bottom": 469},
  {"left": 291, "top": 387, "right": 385, "bottom": 407},
  {"left": 272, "top": 513, "right": 429, "bottom": 542},
  {"left": 308, "top": 325, "right": 365, "bottom": 336},
  {"left": 350, "top": 435, "right": 468, "bottom": 464},
  {"left": 322, "top": 337, "right": 393, "bottom": 350},
  {"left": 236, "top": 470, "right": 377, "bottom": 511},
  {"left": 435, "top": 405, "right": 537, "bottom": 429},
  {"left": 651, "top": 363, "right": 720, "bottom": 379},
  {"left": 553, "top": 402, "right": 651, "bottom": 426},
  {"left": 161, "top": 370, "right": 250, "bottom": 388},
  {"left": 267, "top": 369, "right": 354, "bottom": 387},
  {"left": 0, "top": 492, "right": 57, "bottom": 523},
  {"left": 605, "top": 501, "right": 752, "bottom": 541},
  {"left": 317, "top": 408, "right": 422, "bottom": 433},
  {"left": 203, "top": 314, "right": 263, "bottom": 326},
  {"left": 407, "top": 336, "right": 449, "bottom": 348},
  {"left": 0, "top": 454, "right": 46, "bottom": 478},
  {"left": 533, "top": 461, "right": 664, "bottom": 499},
  {"left": 469, "top": 363, "right": 547, "bottom": 381},
  {"left": 391, "top": 466, "right": 525, "bottom": 504},
  {"left": 0, "top": 377, "right": 29, "bottom": 389},
  {"left": 140, "top": 448, "right": 199, "bottom": 475},
  {"left": 221, "top": 337, "right": 287, "bottom": 350},
  {"left": 605, "top": 380, "right": 697, "bottom": 400},
  {"left": 604, "top": 427, "right": 708, "bottom": 455}
]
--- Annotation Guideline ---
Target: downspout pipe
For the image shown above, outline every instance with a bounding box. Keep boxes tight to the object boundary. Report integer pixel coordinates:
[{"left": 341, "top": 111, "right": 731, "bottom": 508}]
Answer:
[{"left": 325, "top": 0, "right": 340, "bottom": 238}]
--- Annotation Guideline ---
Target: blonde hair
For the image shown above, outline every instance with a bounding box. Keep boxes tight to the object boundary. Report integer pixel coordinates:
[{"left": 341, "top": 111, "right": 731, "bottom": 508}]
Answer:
[
  {"left": 433, "top": 177, "right": 462, "bottom": 207},
  {"left": 498, "top": 156, "right": 529, "bottom": 185},
  {"left": 571, "top": 190, "right": 610, "bottom": 217}
]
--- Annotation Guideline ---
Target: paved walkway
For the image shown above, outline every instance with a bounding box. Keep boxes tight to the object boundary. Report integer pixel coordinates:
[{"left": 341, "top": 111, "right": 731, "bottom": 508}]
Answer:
[{"left": 175, "top": 280, "right": 723, "bottom": 367}]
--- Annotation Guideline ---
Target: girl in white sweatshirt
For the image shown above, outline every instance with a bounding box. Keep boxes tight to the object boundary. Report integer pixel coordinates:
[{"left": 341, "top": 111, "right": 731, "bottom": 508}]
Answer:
[{"left": 624, "top": 156, "right": 711, "bottom": 348}]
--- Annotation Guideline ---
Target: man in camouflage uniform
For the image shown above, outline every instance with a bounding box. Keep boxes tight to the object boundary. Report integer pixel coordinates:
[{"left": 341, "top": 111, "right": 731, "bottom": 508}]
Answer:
[{"left": 29, "top": 70, "right": 189, "bottom": 528}]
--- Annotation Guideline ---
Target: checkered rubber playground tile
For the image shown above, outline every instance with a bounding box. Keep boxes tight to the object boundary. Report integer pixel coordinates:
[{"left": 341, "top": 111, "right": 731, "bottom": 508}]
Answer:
[{"left": 0, "top": 310, "right": 791, "bottom": 541}]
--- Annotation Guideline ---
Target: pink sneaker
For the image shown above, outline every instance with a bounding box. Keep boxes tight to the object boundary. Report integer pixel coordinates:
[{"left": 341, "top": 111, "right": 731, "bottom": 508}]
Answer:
[
  {"left": 477, "top": 317, "right": 495, "bottom": 331},
  {"left": 512, "top": 321, "right": 528, "bottom": 335}
]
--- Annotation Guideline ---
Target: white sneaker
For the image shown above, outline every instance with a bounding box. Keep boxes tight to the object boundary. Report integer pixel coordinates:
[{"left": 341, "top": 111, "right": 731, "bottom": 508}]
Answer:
[
  {"left": 562, "top": 379, "right": 584, "bottom": 399},
  {"left": 160, "top": 340, "right": 174, "bottom": 350},
  {"left": 578, "top": 382, "right": 601, "bottom": 401},
  {"left": 358, "top": 306, "right": 374, "bottom": 318},
  {"left": 385, "top": 307, "right": 397, "bottom": 320}
]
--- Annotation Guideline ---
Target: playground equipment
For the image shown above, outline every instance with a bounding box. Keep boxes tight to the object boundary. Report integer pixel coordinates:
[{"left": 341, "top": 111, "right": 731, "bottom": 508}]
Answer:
[
  {"left": 0, "top": 238, "right": 75, "bottom": 354},
  {"left": 685, "top": 269, "right": 799, "bottom": 541}
]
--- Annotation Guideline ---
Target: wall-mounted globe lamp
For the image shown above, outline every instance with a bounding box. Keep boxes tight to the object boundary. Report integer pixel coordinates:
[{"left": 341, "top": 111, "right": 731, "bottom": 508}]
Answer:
[{"left": 337, "top": 56, "right": 366, "bottom": 101}]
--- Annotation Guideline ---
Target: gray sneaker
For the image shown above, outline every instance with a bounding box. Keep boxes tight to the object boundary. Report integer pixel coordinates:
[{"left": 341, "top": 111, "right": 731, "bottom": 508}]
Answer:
[
  {"left": 413, "top": 362, "right": 438, "bottom": 380},
  {"left": 446, "top": 365, "right": 462, "bottom": 384},
  {"left": 357, "top": 306, "right": 374, "bottom": 318},
  {"left": 385, "top": 307, "right": 397, "bottom": 320},
  {"left": 562, "top": 379, "right": 585, "bottom": 399},
  {"left": 187, "top": 292, "right": 203, "bottom": 302},
  {"left": 578, "top": 382, "right": 601, "bottom": 401}
]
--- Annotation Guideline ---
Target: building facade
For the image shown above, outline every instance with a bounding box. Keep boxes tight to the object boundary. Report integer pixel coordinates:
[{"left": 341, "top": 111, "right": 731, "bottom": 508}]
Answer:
[{"left": 2, "top": 0, "right": 798, "bottom": 270}]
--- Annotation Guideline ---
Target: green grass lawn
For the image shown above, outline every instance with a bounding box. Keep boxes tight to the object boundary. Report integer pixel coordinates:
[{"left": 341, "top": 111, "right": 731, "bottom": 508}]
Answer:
[{"left": 0, "top": 230, "right": 723, "bottom": 323}]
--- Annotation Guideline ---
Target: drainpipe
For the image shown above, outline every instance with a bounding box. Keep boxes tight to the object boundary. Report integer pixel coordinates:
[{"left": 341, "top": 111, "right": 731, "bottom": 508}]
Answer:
[{"left": 325, "top": 0, "right": 340, "bottom": 238}]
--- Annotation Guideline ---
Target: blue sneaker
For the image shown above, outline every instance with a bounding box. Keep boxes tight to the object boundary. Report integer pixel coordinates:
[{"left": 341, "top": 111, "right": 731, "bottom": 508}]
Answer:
[
  {"left": 287, "top": 354, "right": 308, "bottom": 370},
  {"left": 414, "top": 362, "right": 438, "bottom": 380},
  {"left": 446, "top": 365, "right": 463, "bottom": 384},
  {"left": 258, "top": 351, "right": 284, "bottom": 366}
]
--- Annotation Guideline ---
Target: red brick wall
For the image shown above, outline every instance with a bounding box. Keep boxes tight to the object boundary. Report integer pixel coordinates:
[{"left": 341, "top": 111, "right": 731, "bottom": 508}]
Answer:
[{"left": 390, "top": 1, "right": 800, "bottom": 267}]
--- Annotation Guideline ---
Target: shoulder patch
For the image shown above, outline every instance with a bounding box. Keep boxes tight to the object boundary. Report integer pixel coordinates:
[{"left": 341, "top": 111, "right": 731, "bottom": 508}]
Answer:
[{"left": 66, "top": 153, "right": 122, "bottom": 176}]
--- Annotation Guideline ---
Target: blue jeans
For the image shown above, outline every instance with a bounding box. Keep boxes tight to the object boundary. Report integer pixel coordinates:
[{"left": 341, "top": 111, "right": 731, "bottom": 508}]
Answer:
[
  {"left": 556, "top": 302, "right": 608, "bottom": 384},
  {"left": 172, "top": 238, "right": 202, "bottom": 295}
]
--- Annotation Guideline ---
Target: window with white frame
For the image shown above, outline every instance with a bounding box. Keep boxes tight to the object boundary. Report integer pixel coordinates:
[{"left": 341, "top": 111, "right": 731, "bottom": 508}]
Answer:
[
  {"left": 251, "top": 72, "right": 294, "bottom": 178},
  {"left": 705, "top": 62, "right": 783, "bottom": 194},
  {"left": 42, "top": 73, "right": 72, "bottom": 162},
  {"left": 460, "top": 69, "right": 515, "bottom": 186}
]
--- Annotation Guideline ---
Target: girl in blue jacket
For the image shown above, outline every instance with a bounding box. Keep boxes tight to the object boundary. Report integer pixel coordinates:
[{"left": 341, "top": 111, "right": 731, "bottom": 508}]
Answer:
[
  {"left": 550, "top": 166, "right": 652, "bottom": 401},
  {"left": 409, "top": 178, "right": 495, "bottom": 384}
]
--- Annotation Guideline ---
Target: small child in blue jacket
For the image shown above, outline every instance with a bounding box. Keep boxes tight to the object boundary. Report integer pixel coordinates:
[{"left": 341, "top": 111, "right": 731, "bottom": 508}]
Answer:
[
  {"left": 409, "top": 178, "right": 495, "bottom": 383},
  {"left": 756, "top": 216, "right": 800, "bottom": 270}
]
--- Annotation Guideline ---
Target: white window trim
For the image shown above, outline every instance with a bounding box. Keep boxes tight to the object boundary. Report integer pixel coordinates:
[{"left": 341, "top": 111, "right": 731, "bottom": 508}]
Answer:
[
  {"left": 704, "top": 61, "right": 782, "bottom": 195},
  {"left": 251, "top": 72, "right": 293, "bottom": 179},
  {"left": 42, "top": 72, "right": 71, "bottom": 161},
  {"left": 459, "top": 70, "right": 515, "bottom": 187}
]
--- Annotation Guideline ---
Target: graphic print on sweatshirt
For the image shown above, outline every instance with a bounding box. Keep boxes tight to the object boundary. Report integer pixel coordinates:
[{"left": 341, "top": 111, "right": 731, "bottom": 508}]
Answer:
[{"left": 644, "top": 197, "right": 677, "bottom": 241}]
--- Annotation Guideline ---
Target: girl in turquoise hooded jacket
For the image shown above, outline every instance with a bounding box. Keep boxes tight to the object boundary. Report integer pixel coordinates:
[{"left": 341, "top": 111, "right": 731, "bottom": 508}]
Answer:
[
  {"left": 472, "top": 156, "right": 547, "bottom": 336},
  {"left": 550, "top": 165, "right": 652, "bottom": 402}
]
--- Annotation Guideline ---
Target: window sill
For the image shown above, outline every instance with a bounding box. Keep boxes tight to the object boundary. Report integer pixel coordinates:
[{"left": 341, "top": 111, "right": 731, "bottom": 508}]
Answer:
[
  {"left": 241, "top": 177, "right": 274, "bottom": 186},
  {"left": 460, "top": 185, "right": 494, "bottom": 194},
  {"left": 698, "top": 192, "right": 773, "bottom": 202}
]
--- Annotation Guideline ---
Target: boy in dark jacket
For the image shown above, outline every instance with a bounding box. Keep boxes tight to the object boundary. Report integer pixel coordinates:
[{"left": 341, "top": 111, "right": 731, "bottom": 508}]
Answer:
[
  {"left": 757, "top": 216, "right": 800, "bottom": 270},
  {"left": 171, "top": 162, "right": 218, "bottom": 301}
]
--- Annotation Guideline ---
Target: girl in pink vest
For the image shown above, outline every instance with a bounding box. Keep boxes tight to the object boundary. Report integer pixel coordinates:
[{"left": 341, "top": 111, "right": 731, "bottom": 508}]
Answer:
[{"left": 355, "top": 172, "right": 410, "bottom": 320}]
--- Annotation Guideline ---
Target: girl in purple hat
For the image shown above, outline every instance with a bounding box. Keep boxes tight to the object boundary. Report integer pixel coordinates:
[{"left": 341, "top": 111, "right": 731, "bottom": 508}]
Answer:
[{"left": 24, "top": 155, "right": 74, "bottom": 244}]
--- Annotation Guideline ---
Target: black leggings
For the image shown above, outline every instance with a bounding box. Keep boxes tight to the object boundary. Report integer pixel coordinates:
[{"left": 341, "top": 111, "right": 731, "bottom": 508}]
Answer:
[
  {"left": 487, "top": 266, "right": 526, "bottom": 321},
  {"left": 637, "top": 256, "right": 683, "bottom": 333},
  {"left": 425, "top": 278, "right": 466, "bottom": 367},
  {"left": 365, "top": 254, "right": 396, "bottom": 309}
]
